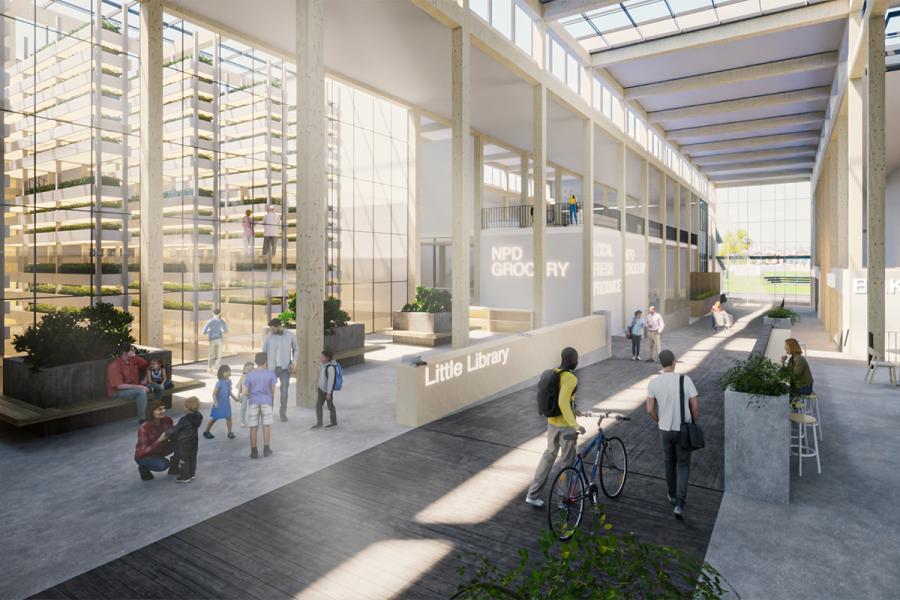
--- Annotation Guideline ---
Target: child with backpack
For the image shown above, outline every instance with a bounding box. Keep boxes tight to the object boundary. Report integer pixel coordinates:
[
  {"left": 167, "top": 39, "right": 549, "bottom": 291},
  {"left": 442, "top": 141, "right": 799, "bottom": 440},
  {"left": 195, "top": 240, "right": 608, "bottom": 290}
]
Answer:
[{"left": 311, "top": 349, "right": 342, "bottom": 429}]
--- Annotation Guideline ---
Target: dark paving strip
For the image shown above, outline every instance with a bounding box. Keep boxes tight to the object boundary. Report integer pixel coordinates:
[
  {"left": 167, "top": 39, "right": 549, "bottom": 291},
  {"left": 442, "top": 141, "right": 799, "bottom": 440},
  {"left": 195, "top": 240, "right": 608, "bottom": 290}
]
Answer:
[{"left": 32, "top": 312, "right": 761, "bottom": 600}]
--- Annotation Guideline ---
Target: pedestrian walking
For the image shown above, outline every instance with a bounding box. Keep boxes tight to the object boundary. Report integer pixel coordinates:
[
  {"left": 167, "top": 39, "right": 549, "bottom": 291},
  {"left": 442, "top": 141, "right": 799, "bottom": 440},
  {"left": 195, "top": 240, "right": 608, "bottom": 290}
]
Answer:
[
  {"left": 626, "top": 309, "right": 645, "bottom": 360},
  {"left": 312, "top": 349, "right": 341, "bottom": 429},
  {"left": 244, "top": 352, "right": 276, "bottom": 459},
  {"left": 524, "top": 347, "right": 584, "bottom": 507},
  {"left": 204, "top": 365, "right": 236, "bottom": 440},
  {"left": 203, "top": 308, "right": 227, "bottom": 374},
  {"left": 645, "top": 350, "right": 699, "bottom": 520},
  {"left": 262, "top": 318, "right": 299, "bottom": 422},
  {"left": 644, "top": 305, "right": 665, "bottom": 362}
]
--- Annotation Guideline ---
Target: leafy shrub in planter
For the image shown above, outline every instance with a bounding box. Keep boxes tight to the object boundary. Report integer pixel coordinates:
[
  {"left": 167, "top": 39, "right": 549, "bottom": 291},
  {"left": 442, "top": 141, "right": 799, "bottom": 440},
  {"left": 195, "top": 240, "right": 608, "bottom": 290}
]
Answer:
[
  {"left": 720, "top": 353, "right": 790, "bottom": 396},
  {"left": 691, "top": 290, "right": 720, "bottom": 301},
  {"left": 765, "top": 306, "right": 799, "bottom": 322},
  {"left": 454, "top": 509, "right": 732, "bottom": 599},
  {"left": 13, "top": 302, "right": 135, "bottom": 370},
  {"left": 402, "top": 286, "right": 452, "bottom": 313},
  {"left": 278, "top": 295, "right": 350, "bottom": 335}
]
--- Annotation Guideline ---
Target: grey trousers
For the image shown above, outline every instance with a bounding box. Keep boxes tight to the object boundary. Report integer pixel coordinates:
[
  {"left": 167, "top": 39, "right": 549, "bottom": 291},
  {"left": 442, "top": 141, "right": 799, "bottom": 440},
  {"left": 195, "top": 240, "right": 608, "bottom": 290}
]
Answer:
[
  {"left": 274, "top": 367, "right": 291, "bottom": 417},
  {"left": 660, "top": 429, "right": 692, "bottom": 507},
  {"left": 526, "top": 424, "right": 577, "bottom": 500}
]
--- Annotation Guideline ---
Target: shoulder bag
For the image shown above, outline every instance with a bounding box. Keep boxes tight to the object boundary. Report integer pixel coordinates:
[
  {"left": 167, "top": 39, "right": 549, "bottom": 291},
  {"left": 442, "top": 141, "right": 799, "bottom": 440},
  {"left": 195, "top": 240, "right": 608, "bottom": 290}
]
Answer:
[{"left": 679, "top": 375, "right": 705, "bottom": 450}]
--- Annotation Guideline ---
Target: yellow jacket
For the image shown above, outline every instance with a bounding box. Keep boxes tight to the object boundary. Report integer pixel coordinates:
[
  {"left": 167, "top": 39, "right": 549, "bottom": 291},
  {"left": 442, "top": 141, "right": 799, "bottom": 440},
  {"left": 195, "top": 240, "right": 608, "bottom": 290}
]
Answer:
[{"left": 548, "top": 370, "right": 578, "bottom": 429}]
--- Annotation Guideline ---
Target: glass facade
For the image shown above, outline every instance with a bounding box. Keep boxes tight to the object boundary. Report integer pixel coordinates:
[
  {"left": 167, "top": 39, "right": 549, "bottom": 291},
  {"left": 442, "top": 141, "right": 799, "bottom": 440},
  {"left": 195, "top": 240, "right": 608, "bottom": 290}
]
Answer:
[{"left": 2, "top": 2, "right": 410, "bottom": 364}]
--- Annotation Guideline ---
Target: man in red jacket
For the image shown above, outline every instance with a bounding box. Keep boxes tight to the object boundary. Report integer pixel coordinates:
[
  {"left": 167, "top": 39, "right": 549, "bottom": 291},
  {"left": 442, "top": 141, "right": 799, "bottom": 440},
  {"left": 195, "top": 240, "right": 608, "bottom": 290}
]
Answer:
[
  {"left": 108, "top": 346, "right": 151, "bottom": 424},
  {"left": 134, "top": 401, "right": 174, "bottom": 481}
]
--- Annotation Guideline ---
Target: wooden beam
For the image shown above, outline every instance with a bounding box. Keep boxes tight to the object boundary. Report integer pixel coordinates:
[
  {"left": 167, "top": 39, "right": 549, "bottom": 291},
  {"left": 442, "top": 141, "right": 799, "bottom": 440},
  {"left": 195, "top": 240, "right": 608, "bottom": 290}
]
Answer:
[
  {"left": 592, "top": 1, "right": 849, "bottom": 67},
  {"left": 648, "top": 87, "right": 832, "bottom": 123},
  {"left": 624, "top": 52, "right": 840, "bottom": 100},
  {"left": 667, "top": 112, "right": 825, "bottom": 143},
  {"left": 681, "top": 131, "right": 822, "bottom": 156}
]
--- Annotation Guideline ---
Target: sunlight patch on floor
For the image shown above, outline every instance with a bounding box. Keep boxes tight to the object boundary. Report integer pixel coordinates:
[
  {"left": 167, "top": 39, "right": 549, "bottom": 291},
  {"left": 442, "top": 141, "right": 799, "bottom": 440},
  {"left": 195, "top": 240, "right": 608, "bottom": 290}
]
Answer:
[{"left": 294, "top": 539, "right": 454, "bottom": 600}]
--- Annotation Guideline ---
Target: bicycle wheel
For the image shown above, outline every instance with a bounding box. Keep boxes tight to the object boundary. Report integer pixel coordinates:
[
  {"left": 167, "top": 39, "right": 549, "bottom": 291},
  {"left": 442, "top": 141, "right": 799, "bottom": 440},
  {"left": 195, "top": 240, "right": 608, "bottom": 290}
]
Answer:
[
  {"left": 598, "top": 437, "right": 628, "bottom": 498},
  {"left": 547, "top": 467, "right": 586, "bottom": 541}
]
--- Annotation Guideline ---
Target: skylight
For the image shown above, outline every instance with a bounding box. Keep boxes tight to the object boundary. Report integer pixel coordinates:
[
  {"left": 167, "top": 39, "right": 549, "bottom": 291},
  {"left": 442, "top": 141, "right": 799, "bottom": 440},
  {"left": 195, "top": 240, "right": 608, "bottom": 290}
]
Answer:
[{"left": 560, "top": 0, "right": 824, "bottom": 52}]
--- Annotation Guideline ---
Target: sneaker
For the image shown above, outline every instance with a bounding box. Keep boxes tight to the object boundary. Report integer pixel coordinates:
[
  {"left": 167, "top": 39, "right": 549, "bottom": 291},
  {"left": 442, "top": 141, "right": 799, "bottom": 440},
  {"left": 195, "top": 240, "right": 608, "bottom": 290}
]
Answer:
[
  {"left": 524, "top": 496, "right": 544, "bottom": 508},
  {"left": 667, "top": 494, "right": 677, "bottom": 506},
  {"left": 139, "top": 467, "right": 154, "bottom": 481},
  {"left": 203, "top": 431, "right": 214, "bottom": 439},
  {"left": 227, "top": 432, "right": 236, "bottom": 439},
  {"left": 250, "top": 448, "right": 259, "bottom": 459},
  {"left": 674, "top": 505, "right": 684, "bottom": 520},
  {"left": 325, "top": 423, "right": 337, "bottom": 428},
  {"left": 280, "top": 414, "right": 288, "bottom": 422},
  {"left": 263, "top": 446, "right": 273, "bottom": 457},
  {"left": 176, "top": 475, "right": 195, "bottom": 483},
  {"left": 310, "top": 423, "right": 323, "bottom": 429}
]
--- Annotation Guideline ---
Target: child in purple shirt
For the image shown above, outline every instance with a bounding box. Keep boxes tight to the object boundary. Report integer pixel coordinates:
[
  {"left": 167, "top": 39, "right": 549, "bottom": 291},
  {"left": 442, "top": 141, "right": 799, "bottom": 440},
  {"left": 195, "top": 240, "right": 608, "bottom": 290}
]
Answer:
[{"left": 244, "top": 352, "right": 277, "bottom": 459}]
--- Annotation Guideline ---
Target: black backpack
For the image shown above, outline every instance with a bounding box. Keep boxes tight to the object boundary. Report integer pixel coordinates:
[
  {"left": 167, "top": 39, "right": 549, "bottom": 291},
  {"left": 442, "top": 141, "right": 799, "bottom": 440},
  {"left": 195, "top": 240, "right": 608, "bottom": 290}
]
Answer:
[{"left": 537, "top": 368, "right": 565, "bottom": 417}]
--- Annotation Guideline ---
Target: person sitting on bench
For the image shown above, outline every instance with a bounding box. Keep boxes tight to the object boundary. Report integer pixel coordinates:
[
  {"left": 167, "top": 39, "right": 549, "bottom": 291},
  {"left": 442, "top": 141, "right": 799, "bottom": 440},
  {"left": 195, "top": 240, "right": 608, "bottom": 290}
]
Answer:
[{"left": 107, "top": 345, "right": 150, "bottom": 424}]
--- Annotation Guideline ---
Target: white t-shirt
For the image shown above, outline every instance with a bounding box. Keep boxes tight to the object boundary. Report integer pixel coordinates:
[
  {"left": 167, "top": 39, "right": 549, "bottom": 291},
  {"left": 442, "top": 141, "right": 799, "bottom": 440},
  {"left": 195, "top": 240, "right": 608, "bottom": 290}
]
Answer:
[
  {"left": 263, "top": 212, "right": 280, "bottom": 236},
  {"left": 647, "top": 372, "right": 698, "bottom": 432}
]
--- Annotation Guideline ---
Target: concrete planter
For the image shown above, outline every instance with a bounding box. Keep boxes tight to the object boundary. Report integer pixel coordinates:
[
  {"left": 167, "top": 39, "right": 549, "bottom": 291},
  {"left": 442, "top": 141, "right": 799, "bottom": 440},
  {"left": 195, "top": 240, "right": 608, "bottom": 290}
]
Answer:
[
  {"left": 392, "top": 311, "right": 451, "bottom": 334},
  {"left": 724, "top": 388, "right": 790, "bottom": 504},
  {"left": 763, "top": 316, "right": 793, "bottom": 329},
  {"left": 3, "top": 347, "right": 172, "bottom": 409},
  {"left": 690, "top": 296, "right": 720, "bottom": 318},
  {"left": 325, "top": 323, "right": 365, "bottom": 366}
]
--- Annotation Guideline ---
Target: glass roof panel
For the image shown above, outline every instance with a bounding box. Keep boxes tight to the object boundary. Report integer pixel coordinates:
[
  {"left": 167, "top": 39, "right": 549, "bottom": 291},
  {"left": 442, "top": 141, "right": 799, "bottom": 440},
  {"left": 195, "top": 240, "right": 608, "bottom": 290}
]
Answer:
[
  {"left": 623, "top": 0, "right": 672, "bottom": 23},
  {"left": 563, "top": 17, "right": 599, "bottom": 38},
  {"left": 668, "top": 0, "right": 714, "bottom": 14},
  {"left": 589, "top": 9, "right": 634, "bottom": 32}
]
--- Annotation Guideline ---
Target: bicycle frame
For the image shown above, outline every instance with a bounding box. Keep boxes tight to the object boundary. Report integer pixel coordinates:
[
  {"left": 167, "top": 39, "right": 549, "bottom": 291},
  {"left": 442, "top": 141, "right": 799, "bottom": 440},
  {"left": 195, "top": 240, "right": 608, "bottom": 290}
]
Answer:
[{"left": 570, "top": 428, "right": 607, "bottom": 496}]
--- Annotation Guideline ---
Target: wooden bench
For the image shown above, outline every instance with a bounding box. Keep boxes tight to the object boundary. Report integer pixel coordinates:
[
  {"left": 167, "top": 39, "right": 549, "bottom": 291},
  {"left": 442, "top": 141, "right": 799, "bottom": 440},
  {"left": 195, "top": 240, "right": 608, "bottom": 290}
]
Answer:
[
  {"left": 334, "top": 344, "right": 386, "bottom": 367},
  {"left": 388, "top": 329, "right": 452, "bottom": 347},
  {"left": 0, "top": 377, "right": 206, "bottom": 436}
]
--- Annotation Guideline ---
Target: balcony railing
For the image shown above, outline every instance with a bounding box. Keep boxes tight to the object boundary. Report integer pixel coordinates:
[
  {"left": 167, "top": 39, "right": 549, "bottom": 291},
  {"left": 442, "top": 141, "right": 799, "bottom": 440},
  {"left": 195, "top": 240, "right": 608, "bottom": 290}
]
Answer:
[{"left": 481, "top": 204, "right": 584, "bottom": 229}]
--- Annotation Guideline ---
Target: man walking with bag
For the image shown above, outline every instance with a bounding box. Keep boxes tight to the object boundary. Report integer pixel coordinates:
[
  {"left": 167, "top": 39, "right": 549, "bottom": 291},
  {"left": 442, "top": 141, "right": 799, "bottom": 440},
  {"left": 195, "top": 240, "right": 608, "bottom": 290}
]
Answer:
[{"left": 645, "top": 349, "right": 700, "bottom": 520}]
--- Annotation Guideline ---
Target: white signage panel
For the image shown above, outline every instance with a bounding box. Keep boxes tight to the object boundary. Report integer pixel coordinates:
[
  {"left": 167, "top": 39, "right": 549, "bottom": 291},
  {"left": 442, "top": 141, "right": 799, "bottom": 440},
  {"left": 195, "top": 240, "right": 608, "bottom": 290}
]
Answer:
[
  {"left": 592, "top": 226, "right": 623, "bottom": 335},
  {"left": 625, "top": 233, "right": 648, "bottom": 318}
]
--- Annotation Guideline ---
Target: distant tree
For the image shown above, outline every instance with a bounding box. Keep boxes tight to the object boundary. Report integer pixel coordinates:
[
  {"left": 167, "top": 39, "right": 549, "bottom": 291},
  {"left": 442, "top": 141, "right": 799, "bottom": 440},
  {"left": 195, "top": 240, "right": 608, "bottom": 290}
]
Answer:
[{"left": 718, "top": 229, "right": 752, "bottom": 259}]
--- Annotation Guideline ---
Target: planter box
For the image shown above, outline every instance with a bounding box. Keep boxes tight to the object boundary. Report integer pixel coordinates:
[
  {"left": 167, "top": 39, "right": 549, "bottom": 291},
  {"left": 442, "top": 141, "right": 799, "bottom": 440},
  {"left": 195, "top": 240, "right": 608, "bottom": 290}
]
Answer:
[
  {"left": 326, "top": 323, "right": 365, "bottom": 367},
  {"left": 724, "top": 388, "right": 790, "bottom": 504},
  {"left": 690, "top": 296, "right": 720, "bottom": 318},
  {"left": 763, "top": 316, "right": 793, "bottom": 329},
  {"left": 391, "top": 311, "right": 451, "bottom": 334},
  {"left": 3, "top": 347, "right": 172, "bottom": 410}
]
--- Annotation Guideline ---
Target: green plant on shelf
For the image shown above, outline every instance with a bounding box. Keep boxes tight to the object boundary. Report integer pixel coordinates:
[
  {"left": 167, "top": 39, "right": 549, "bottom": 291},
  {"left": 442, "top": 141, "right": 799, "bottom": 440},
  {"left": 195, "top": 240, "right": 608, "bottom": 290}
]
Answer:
[
  {"left": 100, "top": 87, "right": 122, "bottom": 98},
  {"left": 198, "top": 113, "right": 214, "bottom": 123},
  {"left": 198, "top": 54, "right": 213, "bottom": 66},
  {"left": 26, "top": 222, "right": 122, "bottom": 234},
  {"left": 101, "top": 66, "right": 122, "bottom": 77},
  {"left": 27, "top": 303, "right": 82, "bottom": 315},
  {"left": 402, "top": 285, "right": 451, "bottom": 313},
  {"left": 26, "top": 262, "right": 124, "bottom": 275},
  {"left": 31, "top": 200, "right": 122, "bottom": 214},
  {"left": 197, "top": 153, "right": 213, "bottom": 161},
  {"left": 720, "top": 353, "right": 790, "bottom": 397},
  {"left": 225, "top": 296, "right": 283, "bottom": 307},
  {"left": 453, "top": 508, "right": 732, "bottom": 600},
  {"left": 25, "top": 175, "right": 121, "bottom": 196},
  {"left": 14, "top": 302, "right": 135, "bottom": 370}
]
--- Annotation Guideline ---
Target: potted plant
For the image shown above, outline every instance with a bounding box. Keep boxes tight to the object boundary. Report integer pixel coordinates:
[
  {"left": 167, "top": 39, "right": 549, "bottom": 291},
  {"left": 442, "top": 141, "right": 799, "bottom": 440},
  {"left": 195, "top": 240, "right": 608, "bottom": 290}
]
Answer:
[
  {"left": 720, "top": 353, "right": 792, "bottom": 504},
  {"left": 4, "top": 302, "right": 172, "bottom": 409},
  {"left": 278, "top": 295, "right": 364, "bottom": 364},
  {"left": 392, "top": 286, "right": 452, "bottom": 338},
  {"left": 763, "top": 306, "right": 798, "bottom": 329}
]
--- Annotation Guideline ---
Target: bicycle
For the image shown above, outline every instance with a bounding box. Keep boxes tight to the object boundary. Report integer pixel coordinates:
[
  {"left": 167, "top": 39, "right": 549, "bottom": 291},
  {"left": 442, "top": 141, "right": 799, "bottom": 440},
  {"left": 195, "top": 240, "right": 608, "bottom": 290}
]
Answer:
[{"left": 547, "top": 411, "right": 630, "bottom": 541}]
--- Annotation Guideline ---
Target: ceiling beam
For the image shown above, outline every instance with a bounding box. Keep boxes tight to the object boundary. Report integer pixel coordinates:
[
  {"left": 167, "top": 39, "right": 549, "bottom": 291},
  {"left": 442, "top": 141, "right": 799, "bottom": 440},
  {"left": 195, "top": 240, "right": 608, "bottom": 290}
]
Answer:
[
  {"left": 592, "top": 0, "right": 849, "bottom": 67},
  {"left": 702, "top": 158, "right": 816, "bottom": 174},
  {"left": 542, "top": 0, "right": 621, "bottom": 21},
  {"left": 692, "top": 146, "right": 819, "bottom": 166},
  {"left": 666, "top": 112, "right": 825, "bottom": 143},
  {"left": 680, "top": 131, "right": 822, "bottom": 156},
  {"left": 647, "top": 87, "right": 831, "bottom": 123},
  {"left": 714, "top": 173, "right": 812, "bottom": 187},
  {"left": 709, "top": 168, "right": 813, "bottom": 182},
  {"left": 624, "top": 52, "right": 840, "bottom": 100}
]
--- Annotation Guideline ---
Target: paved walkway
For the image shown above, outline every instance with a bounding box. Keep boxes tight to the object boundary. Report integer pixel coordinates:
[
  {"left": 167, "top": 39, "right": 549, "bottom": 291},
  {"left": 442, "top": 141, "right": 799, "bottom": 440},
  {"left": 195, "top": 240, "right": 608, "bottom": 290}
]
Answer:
[
  {"left": 704, "top": 309, "right": 900, "bottom": 600},
  {"left": 32, "top": 306, "right": 767, "bottom": 599}
]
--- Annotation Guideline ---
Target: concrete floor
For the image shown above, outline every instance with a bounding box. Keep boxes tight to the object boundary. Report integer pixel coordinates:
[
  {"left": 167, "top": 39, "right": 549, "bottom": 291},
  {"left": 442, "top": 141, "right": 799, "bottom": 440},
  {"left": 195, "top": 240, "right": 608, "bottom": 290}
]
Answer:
[
  {"left": 704, "top": 311, "right": 900, "bottom": 599},
  {"left": 0, "top": 330, "right": 504, "bottom": 600}
]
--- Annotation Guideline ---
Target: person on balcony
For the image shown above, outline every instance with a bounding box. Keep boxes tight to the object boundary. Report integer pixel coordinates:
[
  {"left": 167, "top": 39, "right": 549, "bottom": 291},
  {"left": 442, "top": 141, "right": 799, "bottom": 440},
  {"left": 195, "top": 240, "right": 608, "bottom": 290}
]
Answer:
[
  {"left": 242, "top": 209, "right": 255, "bottom": 255},
  {"left": 261, "top": 204, "right": 280, "bottom": 257},
  {"left": 107, "top": 345, "right": 150, "bottom": 424},
  {"left": 568, "top": 191, "right": 578, "bottom": 225}
]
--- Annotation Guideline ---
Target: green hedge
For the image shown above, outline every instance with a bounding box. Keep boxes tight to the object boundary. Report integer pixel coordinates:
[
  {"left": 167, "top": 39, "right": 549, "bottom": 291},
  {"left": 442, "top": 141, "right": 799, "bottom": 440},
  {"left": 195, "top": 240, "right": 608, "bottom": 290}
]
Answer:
[{"left": 25, "top": 175, "right": 121, "bottom": 195}]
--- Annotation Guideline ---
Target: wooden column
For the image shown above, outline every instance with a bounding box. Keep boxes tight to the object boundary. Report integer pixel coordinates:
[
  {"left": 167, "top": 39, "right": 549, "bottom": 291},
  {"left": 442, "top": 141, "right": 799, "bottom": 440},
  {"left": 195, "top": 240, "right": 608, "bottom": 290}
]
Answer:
[
  {"left": 407, "top": 111, "right": 422, "bottom": 300},
  {"left": 451, "top": 26, "right": 471, "bottom": 349},
  {"left": 473, "top": 135, "right": 483, "bottom": 304},
  {"left": 867, "top": 12, "right": 886, "bottom": 357},
  {"left": 532, "top": 84, "right": 547, "bottom": 328}
]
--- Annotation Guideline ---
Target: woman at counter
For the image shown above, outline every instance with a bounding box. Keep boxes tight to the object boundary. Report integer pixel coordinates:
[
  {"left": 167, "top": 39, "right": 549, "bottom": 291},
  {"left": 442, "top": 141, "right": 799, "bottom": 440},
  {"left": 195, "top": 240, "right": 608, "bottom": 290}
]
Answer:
[{"left": 781, "top": 337, "right": 814, "bottom": 395}]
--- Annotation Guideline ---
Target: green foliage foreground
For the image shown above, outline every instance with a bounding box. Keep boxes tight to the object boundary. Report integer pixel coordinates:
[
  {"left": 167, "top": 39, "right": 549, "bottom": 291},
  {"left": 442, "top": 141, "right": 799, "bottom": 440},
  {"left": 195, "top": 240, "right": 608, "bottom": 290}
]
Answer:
[{"left": 453, "top": 509, "right": 735, "bottom": 600}]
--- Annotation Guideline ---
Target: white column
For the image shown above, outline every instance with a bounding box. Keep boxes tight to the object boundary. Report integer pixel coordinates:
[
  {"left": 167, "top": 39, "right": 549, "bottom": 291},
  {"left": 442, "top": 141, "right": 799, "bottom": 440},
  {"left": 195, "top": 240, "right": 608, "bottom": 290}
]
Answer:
[
  {"left": 659, "top": 172, "right": 668, "bottom": 314},
  {"left": 408, "top": 111, "right": 421, "bottom": 299},
  {"left": 139, "top": 0, "right": 163, "bottom": 347},
  {"left": 674, "top": 184, "right": 682, "bottom": 300},
  {"left": 847, "top": 77, "right": 864, "bottom": 354},
  {"left": 617, "top": 142, "right": 627, "bottom": 325},
  {"left": 867, "top": 13, "right": 886, "bottom": 357},
  {"left": 295, "top": 0, "right": 326, "bottom": 408},
  {"left": 533, "top": 84, "right": 547, "bottom": 328},
  {"left": 520, "top": 152, "right": 529, "bottom": 206},
  {"left": 582, "top": 119, "right": 594, "bottom": 316},
  {"left": 643, "top": 160, "right": 650, "bottom": 311},
  {"left": 473, "top": 135, "right": 483, "bottom": 304},
  {"left": 451, "top": 26, "right": 471, "bottom": 349}
]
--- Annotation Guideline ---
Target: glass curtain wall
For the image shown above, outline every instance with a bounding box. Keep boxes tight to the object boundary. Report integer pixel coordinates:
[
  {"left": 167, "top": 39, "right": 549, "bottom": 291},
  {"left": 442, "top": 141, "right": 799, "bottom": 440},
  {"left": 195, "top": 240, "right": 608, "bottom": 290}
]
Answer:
[
  {"left": 2, "top": 0, "right": 141, "bottom": 355},
  {"left": 2, "top": 3, "right": 410, "bottom": 364}
]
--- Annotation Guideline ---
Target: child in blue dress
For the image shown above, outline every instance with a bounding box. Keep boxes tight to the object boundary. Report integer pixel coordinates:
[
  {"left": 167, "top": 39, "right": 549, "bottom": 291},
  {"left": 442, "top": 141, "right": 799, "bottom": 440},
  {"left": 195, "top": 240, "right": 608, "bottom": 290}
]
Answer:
[{"left": 203, "top": 365, "right": 236, "bottom": 439}]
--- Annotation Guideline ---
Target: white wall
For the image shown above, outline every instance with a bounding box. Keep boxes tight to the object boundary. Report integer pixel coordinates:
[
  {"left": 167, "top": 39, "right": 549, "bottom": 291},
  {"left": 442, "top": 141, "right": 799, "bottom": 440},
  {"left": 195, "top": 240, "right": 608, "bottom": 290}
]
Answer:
[{"left": 887, "top": 168, "right": 900, "bottom": 268}]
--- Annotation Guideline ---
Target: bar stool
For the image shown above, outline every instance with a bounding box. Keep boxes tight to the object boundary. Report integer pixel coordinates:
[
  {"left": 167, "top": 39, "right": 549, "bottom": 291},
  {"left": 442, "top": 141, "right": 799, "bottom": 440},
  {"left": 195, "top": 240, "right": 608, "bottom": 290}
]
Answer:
[
  {"left": 793, "top": 393, "right": 822, "bottom": 441},
  {"left": 790, "top": 413, "right": 821, "bottom": 476}
]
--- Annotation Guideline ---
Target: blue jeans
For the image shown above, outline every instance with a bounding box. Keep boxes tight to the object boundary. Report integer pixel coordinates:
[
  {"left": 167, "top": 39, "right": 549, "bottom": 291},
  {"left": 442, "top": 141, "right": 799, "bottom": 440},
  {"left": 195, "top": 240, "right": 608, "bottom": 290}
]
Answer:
[
  {"left": 135, "top": 456, "right": 170, "bottom": 472},
  {"left": 114, "top": 387, "right": 149, "bottom": 423},
  {"left": 146, "top": 383, "right": 165, "bottom": 401},
  {"left": 569, "top": 204, "right": 578, "bottom": 224},
  {"left": 274, "top": 367, "right": 291, "bottom": 417}
]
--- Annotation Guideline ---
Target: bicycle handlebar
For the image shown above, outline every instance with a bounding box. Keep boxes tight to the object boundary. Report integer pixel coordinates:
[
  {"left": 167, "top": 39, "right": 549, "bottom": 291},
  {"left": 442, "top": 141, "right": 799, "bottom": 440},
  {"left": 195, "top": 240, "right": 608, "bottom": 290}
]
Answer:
[{"left": 581, "top": 411, "right": 631, "bottom": 422}]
